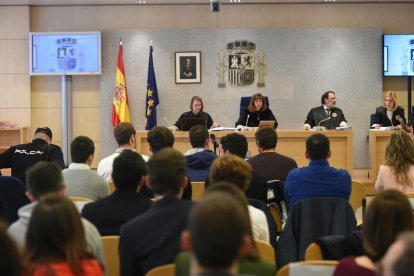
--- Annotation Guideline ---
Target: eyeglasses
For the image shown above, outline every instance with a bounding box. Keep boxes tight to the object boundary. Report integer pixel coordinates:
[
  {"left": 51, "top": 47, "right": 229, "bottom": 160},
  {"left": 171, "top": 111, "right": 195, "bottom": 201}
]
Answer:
[{"left": 328, "top": 97, "right": 336, "bottom": 100}]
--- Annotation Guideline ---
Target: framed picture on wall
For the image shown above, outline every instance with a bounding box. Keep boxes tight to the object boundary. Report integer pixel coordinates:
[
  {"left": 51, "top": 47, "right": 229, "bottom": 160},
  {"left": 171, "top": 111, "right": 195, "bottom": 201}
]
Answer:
[{"left": 175, "top": 51, "right": 201, "bottom": 84}]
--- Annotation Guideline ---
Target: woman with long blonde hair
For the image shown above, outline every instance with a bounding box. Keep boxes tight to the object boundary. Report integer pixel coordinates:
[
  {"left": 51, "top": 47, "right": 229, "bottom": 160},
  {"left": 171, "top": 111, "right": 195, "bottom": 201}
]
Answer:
[
  {"left": 375, "top": 131, "right": 414, "bottom": 192},
  {"left": 372, "top": 91, "right": 407, "bottom": 129}
]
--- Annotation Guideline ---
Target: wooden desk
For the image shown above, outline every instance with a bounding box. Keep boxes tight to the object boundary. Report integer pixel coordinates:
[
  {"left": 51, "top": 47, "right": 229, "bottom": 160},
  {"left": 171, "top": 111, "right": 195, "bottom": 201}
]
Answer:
[
  {"left": 136, "top": 130, "right": 353, "bottom": 175},
  {"left": 369, "top": 130, "right": 394, "bottom": 181},
  {"left": 0, "top": 127, "right": 28, "bottom": 176}
]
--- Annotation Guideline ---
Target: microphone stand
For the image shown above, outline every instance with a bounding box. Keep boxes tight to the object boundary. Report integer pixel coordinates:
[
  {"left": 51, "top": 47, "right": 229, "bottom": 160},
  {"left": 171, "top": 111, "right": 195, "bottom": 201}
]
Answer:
[
  {"left": 313, "top": 117, "right": 331, "bottom": 131},
  {"left": 210, "top": 134, "right": 219, "bottom": 155}
]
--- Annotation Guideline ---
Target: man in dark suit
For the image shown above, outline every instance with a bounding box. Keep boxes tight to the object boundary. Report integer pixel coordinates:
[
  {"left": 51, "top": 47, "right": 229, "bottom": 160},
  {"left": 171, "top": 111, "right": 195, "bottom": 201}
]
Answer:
[
  {"left": 81, "top": 150, "right": 152, "bottom": 235},
  {"left": 205, "top": 133, "right": 268, "bottom": 203},
  {"left": 302, "top": 91, "right": 348, "bottom": 130},
  {"left": 120, "top": 148, "right": 193, "bottom": 276}
]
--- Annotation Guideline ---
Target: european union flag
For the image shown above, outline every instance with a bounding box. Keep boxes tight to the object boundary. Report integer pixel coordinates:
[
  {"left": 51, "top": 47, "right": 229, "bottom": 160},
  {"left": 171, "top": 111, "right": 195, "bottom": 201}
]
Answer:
[{"left": 145, "top": 46, "right": 159, "bottom": 130}]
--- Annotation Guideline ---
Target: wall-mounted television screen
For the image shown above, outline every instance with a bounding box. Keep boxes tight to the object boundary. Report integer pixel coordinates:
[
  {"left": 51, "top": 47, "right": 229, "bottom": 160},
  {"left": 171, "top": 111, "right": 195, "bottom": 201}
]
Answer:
[
  {"left": 29, "top": 32, "right": 101, "bottom": 75},
  {"left": 383, "top": 34, "right": 414, "bottom": 76}
]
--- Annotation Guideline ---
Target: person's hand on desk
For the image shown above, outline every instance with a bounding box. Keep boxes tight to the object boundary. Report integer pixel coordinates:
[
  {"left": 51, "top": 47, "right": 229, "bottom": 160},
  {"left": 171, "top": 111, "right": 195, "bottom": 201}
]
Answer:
[
  {"left": 301, "top": 124, "right": 311, "bottom": 130},
  {"left": 169, "top": 125, "right": 178, "bottom": 131},
  {"left": 371, "top": 124, "right": 381, "bottom": 129},
  {"left": 211, "top": 122, "right": 219, "bottom": 128}
]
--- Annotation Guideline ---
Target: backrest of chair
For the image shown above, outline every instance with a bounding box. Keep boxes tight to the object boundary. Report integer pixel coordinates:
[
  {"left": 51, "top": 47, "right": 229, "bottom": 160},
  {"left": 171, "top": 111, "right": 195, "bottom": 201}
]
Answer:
[
  {"left": 404, "top": 192, "right": 414, "bottom": 208},
  {"left": 268, "top": 204, "right": 283, "bottom": 234},
  {"left": 0, "top": 176, "right": 30, "bottom": 224},
  {"left": 239, "top": 96, "right": 270, "bottom": 118},
  {"left": 370, "top": 113, "right": 376, "bottom": 127},
  {"left": 68, "top": 196, "right": 93, "bottom": 202},
  {"left": 101, "top": 235, "right": 120, "bottom": 276},
  {"left": 255, "top": 240, "right": 276, "bottom": 264},
  {"left": 248, "top": 198, "right": 277, "bottom": 249},
  {"left": 305, "top": 242, "right": 323, "bottom": 261},
  {"left": 146, "top": 263, "right": 175, "bottom": 276},
  {"left": 350, "top": 180, "right": 366, "bottom": 213},
  {"left": 108, "top": 180, "right": 115, "bottom": 194},
  {"left": 191, "top": 181, "right": 205, "bottom": 202},
  {"left": 277, "top": 260, "right": 338, "bottom": 276}
]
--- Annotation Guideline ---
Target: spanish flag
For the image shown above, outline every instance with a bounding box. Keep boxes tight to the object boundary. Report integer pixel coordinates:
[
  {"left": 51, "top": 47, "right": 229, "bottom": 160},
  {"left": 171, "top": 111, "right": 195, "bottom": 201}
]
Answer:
[{"left": 112, "top": 40, "right": 130, "bottom": 126}]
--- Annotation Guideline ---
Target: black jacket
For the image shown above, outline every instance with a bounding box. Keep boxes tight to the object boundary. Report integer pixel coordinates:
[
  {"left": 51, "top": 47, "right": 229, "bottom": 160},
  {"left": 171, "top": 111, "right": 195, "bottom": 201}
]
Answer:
[
  {"left": 305, "top": 106, "right": 347, "bottom": 129},
  {"left": 0, "top": 138, "right": 64, "bottom": 183},
  {"left": 235, "top": 108, "right": 278, "bottom": 128},
  {"left": 373, "top": 106, "right": 406, "bottom": 127}
]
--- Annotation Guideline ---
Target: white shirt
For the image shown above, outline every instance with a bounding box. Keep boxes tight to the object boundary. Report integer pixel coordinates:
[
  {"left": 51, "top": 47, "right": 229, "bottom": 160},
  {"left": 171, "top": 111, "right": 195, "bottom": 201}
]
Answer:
[
  {"left": 248, "top": 205, "right": 270, "bottom": 243},
  {"left": 97, "top": 148, "right": 149, "bottom": 182}
]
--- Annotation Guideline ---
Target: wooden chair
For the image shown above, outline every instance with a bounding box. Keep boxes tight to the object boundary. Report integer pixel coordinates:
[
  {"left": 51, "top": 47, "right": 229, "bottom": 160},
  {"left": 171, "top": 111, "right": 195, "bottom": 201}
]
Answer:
[
  {"left": 191, "top": 181, "right": 205, "bottom": 202},
  {"left": 277, "top": 260, "right": 338, "bottom": 276},
  {"left": 350, "top": 180, "right": 366, "bottom": 213},
  {"left": 304, "top": 242, "right": 323, "bottom": 261},
  {"left": 255, "top": 240, "right": 276, "bottom": 264},
  {"left": 108, "top": 180, "right": 116, "bottom": 194},
  {"left": 146, "top": 263, "right": 175, "bottom": 276},
  {"left": 67, "top": 196, "right": 93, "bottom": 202},
  {"left": 268, "top": 203, "right": 283, "bottom": 235},
  {"left": 404, "top": 192, "right": 414, "bottom": 207},
  {"left": 101, "top": 236, "right": 120, "bottom": 276}
]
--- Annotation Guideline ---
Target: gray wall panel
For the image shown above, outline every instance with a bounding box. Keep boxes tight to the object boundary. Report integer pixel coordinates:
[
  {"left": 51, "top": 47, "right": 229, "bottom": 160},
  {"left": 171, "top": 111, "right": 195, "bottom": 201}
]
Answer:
[{"left": 100, "top": 28, "right": 382, "bottom": 168}]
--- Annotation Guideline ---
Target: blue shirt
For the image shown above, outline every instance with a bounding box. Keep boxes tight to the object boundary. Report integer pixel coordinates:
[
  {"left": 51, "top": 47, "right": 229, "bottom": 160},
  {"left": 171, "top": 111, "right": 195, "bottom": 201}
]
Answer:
[{"left": 284, "top": 159, "right": 351, "bottom": 210}]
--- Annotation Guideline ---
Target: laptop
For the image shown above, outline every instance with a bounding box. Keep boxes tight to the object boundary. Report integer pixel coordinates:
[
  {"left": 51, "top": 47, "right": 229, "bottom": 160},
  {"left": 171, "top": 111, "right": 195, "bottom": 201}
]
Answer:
[
  {"left": 258, "top": 120, "right": 276, "bottom": 128},
  {"left": 180, "top": 118, "right": 207, "bottom": 131}
]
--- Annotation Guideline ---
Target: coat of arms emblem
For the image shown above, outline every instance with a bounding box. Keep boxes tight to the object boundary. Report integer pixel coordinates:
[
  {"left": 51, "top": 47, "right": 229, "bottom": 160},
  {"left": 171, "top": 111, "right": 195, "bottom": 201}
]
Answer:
[{"left": 227, "top": 40, "right": 256, "bottom": 86}]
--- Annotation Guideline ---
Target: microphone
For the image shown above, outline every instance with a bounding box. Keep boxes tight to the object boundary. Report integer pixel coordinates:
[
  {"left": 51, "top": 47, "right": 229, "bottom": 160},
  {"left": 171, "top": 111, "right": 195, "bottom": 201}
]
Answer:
[
  {"left": 318, "top": 116, "right": 331, "bottom": 126},
  {"left": 396, "top": 115, "right": 408, "bottom": 131},
  {"left": 163, "top": 117, "right": 172, "bottom": 126},
  {"left": 245, "top": 114, "right": 250, "bottom": 127},
  {"left": 396, "top": 115, "right": 406, "bottom": 126},
  {"left": 210, "top": 133, "right": 219, "bottom": 155},
  {"left": 312, "top": 117, "right": 331, "bottom": 131}
]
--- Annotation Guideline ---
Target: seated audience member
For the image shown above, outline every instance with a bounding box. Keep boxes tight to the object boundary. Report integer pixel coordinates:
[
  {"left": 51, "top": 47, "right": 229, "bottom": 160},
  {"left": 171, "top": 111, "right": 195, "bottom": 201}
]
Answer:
[
  {"left": 184, "top": 125, "right": 217, "bottom": 182},
  {"left": 214, "top": 133, "right": 268, "bottom": 203},
  {"left": 284, "top": 133, "right": 351, "bottom": 211},
  {"left": 249, "top": 126, "right": 297, "bottom": 203},
  {"left": 182, "top": 191, "right": 260, "bottom": 275},
  {"left": 375, "top": 131, "right": 414, "bottom": 192},
  {"left": 97, "top": 122, "right": 149, "bottom": 183},
  {"left": 0, "top": 220, "right": 25, "bottom": 276},
  {"left": 333, "top": 190, "right": 414, "bottom": 276},
  {"left": 248, "top": 127, "right": 297, "bottom": 182},
  {"left": 25, "top": 195, "right": 104, "bottom": 276},
  {"left": 372, "top": 91, "right": 407, "bottom": 129},
  {"left": 235, "top": 93, "right": 278, "bottom": 128},
  {"left": 175, "top": 182, "right": 276, "bottom": 276},
  {"left": 380, "top": 232, "right": 414, "bottom": 276},
  {"left": 141, "top": 125, "right": 192, "bottom": 200},
  {"left": 302, "top": 91, "right": 347, "bottom": 130},
  {"left": 63, "top": 136, "right": 108, "bottom": 201},
  {"left": 0, "top": 127, "right": 64, "bottom": 184},
  {"left": 210, "top": 155, "right": 269, "bottom": 243},
  {"left": 82, "top": 150, "right": 152, "bottom": 235},
  {"left": 8, "top": 162, "right": 105, "bottom": 265},
  {"left": 120, "top": 148, "right": 193, "bottom": 276},
  {"left": 173, "top": 96, "right": 218, "bottom": 130}
]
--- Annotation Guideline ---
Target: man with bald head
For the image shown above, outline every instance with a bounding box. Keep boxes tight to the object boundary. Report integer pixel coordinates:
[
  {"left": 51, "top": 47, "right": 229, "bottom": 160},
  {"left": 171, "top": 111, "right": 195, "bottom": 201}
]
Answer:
[{"left": 0, "top": 127, "right": 64, "bottom": 183}]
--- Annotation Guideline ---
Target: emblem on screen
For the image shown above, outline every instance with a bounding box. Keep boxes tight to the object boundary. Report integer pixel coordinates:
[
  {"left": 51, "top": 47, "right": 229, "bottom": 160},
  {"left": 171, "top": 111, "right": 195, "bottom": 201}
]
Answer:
[{"left": 56, "top": 37, "right": 78, "bottom": 71}]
